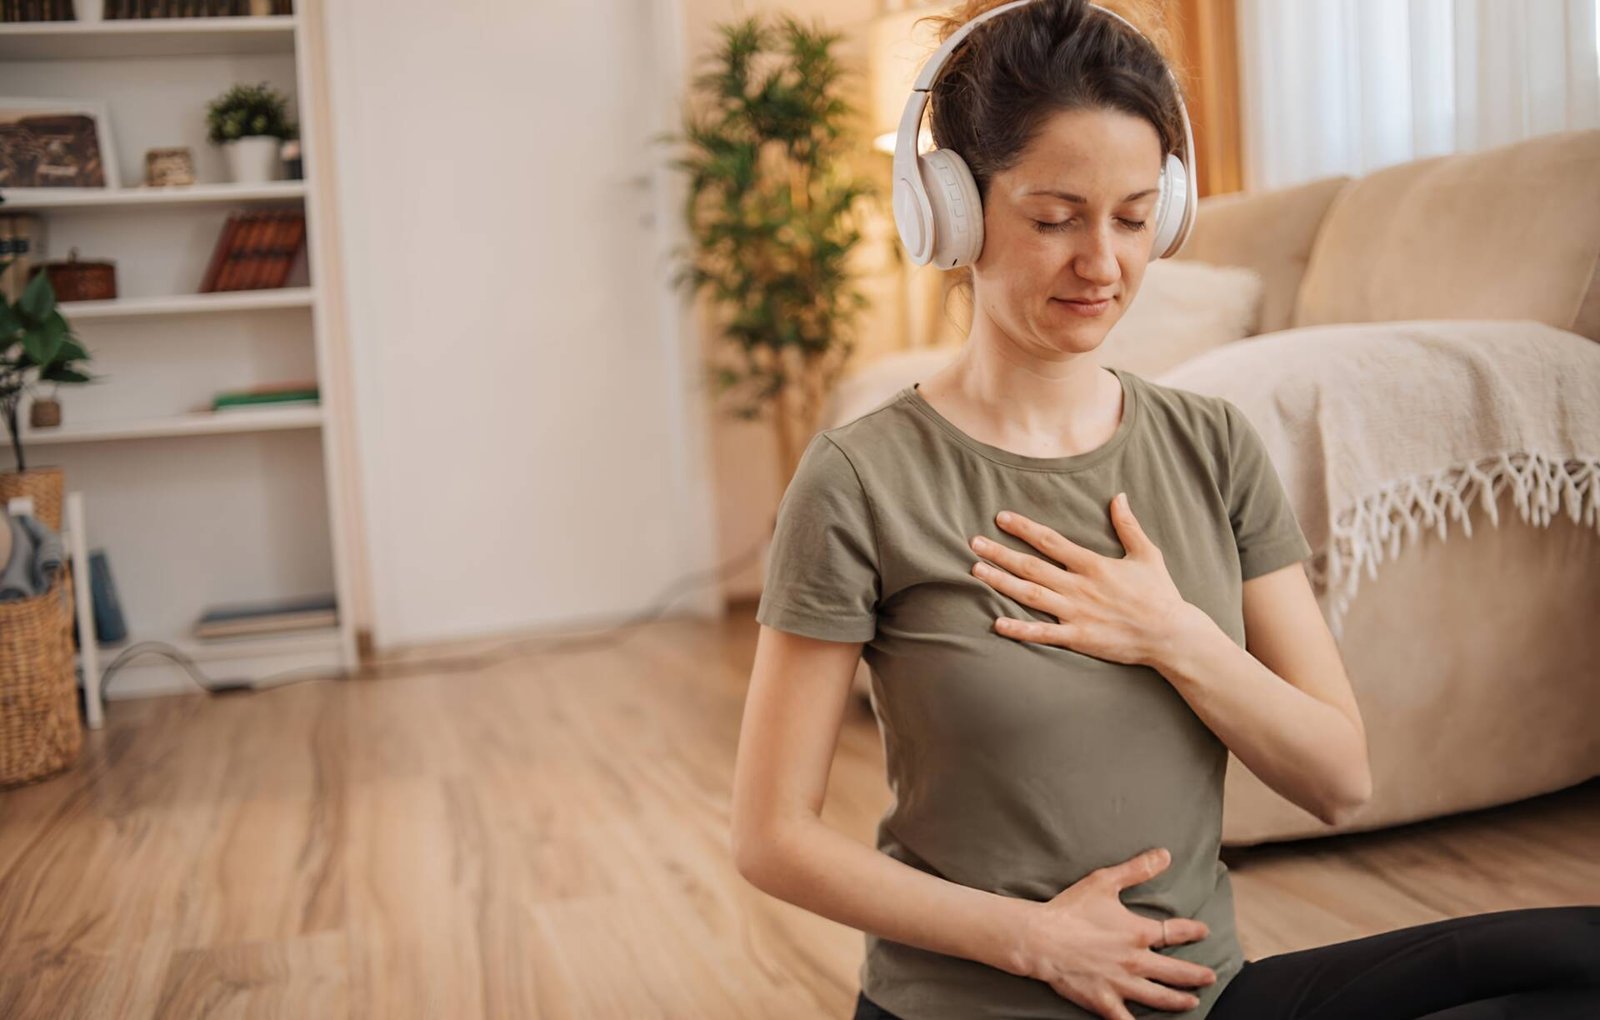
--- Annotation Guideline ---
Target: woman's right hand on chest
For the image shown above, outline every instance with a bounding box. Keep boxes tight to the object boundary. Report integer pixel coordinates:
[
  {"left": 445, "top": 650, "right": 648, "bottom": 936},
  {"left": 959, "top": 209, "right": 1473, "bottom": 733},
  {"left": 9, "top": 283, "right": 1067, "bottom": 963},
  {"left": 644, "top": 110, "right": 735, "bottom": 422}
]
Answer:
[{"left": 1013, "top": 847, "right": 1217, "bottom": 1019}]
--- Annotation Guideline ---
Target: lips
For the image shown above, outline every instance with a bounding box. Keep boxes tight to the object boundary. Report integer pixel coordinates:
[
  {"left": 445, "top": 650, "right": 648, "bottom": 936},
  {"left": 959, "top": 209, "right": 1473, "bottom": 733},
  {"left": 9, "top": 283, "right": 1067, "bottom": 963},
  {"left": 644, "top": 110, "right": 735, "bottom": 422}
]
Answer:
[{"left": 1056, "top": 296, "right": 1115, "bottom": 303}]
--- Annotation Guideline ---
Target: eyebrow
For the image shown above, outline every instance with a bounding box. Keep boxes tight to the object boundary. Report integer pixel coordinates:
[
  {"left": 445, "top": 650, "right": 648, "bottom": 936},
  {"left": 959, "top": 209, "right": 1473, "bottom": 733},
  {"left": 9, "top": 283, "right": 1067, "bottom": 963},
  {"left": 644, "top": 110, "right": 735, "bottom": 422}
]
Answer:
[{"left": 1023, "top": 187, "right": 1159, "bottom": 202}]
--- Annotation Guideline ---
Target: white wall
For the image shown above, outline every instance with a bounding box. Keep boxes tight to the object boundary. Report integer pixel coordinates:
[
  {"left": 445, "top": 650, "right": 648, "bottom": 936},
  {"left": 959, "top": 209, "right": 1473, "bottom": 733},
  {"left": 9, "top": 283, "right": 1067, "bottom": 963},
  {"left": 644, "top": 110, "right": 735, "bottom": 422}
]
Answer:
[{"left": 321, "top": 0, "right": 718, "bottom": 650}]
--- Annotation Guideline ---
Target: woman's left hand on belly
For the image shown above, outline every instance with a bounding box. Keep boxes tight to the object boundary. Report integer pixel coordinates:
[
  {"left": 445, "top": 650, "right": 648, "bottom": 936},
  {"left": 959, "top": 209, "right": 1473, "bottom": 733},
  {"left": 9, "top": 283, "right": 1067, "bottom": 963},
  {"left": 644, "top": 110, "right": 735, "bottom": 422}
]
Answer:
[{"left": 969, "top": 493, "right": 1195, "bottom": 668}]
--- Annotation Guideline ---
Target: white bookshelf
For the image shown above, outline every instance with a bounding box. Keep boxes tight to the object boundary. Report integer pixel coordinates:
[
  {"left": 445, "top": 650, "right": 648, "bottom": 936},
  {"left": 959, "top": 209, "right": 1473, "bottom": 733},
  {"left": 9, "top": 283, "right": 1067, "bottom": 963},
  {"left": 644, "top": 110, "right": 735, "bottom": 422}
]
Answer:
[
  {"left": 0, "top": 179, "right": 307, "bottom": 211},
  {"left": 19, "top": 405, "right": 324, "bottom": 445},
  {"left": 53, "top": 286, "right": 315, "bottom": 320},
  {"left": 0, "top": 4, "right": 360, "bottom": 714},
  {"left": 0, "top": 14, "right": 295, "bottom": 60}
]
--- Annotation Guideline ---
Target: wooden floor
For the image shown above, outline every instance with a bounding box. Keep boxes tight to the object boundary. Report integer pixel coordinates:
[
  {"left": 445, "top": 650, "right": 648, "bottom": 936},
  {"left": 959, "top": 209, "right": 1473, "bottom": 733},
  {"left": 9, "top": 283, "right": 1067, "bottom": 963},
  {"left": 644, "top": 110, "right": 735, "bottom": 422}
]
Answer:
[{"left": 2, "top": 606, "right": 1597, "bottom": 1019}]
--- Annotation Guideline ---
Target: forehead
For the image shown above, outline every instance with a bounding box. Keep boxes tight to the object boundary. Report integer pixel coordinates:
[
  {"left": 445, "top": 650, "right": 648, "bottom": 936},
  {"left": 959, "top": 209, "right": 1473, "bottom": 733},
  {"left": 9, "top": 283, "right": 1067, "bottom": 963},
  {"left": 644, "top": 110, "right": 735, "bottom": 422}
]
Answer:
[{"left": 1006, "top": 107, "right": 1164, "bottom": 199}]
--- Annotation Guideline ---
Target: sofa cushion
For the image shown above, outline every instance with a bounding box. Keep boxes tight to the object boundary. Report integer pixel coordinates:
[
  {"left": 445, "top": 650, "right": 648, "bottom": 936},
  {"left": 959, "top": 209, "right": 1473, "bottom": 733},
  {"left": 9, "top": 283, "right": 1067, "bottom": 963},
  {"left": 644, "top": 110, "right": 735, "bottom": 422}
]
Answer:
[
  {"left": 1293, "top": 128, "right": 1600, "bottom": 343},
  {"left": 1171, "top": 175, "right": 1349, "bottom": 336},
  {"left": 1100, "top": 258, "right": 1266, "bottom": 377}
]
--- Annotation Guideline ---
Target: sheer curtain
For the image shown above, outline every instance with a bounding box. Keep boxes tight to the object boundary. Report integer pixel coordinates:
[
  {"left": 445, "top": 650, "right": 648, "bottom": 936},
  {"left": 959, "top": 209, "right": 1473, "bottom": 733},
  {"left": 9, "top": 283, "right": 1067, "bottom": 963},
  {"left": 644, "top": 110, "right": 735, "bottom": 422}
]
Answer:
[{"left": 1236, "top": 0, "right": 1600, "bottom": 190}]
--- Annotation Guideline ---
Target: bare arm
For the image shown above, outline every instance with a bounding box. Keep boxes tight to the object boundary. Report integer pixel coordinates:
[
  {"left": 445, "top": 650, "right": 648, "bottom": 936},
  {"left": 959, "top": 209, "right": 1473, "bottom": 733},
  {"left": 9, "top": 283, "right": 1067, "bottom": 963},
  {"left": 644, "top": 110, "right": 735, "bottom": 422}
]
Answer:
[
  {"left": 730, "top": 624, "right": 1032, "bottom": 978},
  {"left": 1149, "top": 562, "right": 1372, "bottom": 826}
]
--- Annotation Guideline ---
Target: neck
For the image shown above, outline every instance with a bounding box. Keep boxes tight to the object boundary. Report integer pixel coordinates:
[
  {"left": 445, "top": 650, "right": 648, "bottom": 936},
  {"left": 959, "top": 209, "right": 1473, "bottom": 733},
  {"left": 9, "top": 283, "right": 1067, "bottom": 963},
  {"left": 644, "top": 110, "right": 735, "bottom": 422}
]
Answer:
[{"left": 926, "top": 312, "right": 1116, "bottom": 451}]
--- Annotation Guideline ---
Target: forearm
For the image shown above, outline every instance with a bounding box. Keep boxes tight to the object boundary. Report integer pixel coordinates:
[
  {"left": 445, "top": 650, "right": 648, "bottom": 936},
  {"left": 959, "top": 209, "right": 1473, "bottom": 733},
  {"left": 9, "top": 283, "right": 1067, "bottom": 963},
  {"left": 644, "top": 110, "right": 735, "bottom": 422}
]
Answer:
[
  {"left": 738, "top": 818, "right": 1034, "bottom": 978},
  {"left": 1149, "top": 605, "right": 1369, "bottom": 824}
]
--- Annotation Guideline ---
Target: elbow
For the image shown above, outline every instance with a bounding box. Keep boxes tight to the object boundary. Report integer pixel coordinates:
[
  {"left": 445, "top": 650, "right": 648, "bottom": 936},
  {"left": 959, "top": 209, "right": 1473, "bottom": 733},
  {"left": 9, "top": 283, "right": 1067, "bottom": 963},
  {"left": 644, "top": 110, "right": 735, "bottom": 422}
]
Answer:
[
  {"left": 730, "top": 820, "right": 782, "bottom": 890},
  {"left": 732, "top": 815, "right": 811, "bottom": 892},
  {"left": 731, "top": 830, "right": 764, "bottom": 885},
  {"left": 1318, "top": 722, "right": 1373, "bottom": 827},
  {"left": 1319, "top": 773, "right": 1373, "bottom": 828}
]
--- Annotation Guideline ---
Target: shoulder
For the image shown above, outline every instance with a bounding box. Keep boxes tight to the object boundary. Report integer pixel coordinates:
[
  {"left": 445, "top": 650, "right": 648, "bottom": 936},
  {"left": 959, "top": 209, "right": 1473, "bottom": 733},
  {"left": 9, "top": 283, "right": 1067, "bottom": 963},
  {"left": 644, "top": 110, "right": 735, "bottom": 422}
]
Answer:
[
  {"left": 1120, "top": 369, "right": 1235, "bottom": 456},
  {"left": 811, "top": 385, "right": 923, "bottom": 468},
  {"left": 784, "top": 389, "right": 913, "bottom": 505}
]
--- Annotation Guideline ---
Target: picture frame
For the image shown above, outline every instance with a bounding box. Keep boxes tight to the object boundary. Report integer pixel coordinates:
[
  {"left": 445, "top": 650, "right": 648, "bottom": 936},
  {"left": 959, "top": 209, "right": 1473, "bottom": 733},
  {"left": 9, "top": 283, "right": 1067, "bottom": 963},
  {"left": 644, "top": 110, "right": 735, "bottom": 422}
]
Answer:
[{"left": 0, "top": 97, "right": 122, "bottom": 194}]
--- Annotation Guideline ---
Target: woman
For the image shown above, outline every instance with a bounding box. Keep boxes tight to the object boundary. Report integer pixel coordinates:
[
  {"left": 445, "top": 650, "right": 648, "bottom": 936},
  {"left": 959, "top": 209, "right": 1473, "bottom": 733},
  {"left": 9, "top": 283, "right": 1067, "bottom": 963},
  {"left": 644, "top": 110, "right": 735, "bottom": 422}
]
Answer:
[{"left": 727, "top": 2, "right": 1600, "bottom": 1018}]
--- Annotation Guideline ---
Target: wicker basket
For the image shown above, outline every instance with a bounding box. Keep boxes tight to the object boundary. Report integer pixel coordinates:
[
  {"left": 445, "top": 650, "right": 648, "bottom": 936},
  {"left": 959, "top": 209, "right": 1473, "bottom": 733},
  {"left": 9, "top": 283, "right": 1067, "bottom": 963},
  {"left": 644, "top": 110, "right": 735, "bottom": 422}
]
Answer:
[
  {"left": 0, "top": 467, "right": 65, "bottom": 532},
  {"left": 0, "top": 563, "right": 82, "bottom": 788}
]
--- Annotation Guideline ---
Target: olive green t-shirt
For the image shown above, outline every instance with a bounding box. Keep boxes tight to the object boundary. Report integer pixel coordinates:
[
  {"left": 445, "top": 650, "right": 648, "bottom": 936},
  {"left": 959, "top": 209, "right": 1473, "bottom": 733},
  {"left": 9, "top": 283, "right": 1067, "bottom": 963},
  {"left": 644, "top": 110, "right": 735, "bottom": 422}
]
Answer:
[{"left": 754, "top": 366, "right": 1313, "bottom": 1020}]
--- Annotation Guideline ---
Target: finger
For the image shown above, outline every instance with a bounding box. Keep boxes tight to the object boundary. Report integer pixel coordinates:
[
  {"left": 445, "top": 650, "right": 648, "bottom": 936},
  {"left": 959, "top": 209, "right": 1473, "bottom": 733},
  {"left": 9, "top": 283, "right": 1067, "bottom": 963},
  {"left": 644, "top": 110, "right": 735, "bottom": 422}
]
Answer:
[
  {"left": 1079, "top": 990, "right": 1136, "bottom": 1020},
  {"left": 971, "top": 560, "right": 1069, "bottom": 616},
  {"left": 1159, "top": 917, "right": 1211, "bottom": 945},
  {"left": 992, "top": 614, "right": 1073, "bottom": 648},
  {"left": 1100, "top": 847, "right": 1170, "bottom": 890},
  {"left": 994, "top": 510, "right": 1098, "bottom": 573},
  {"left": 1117, "top": 976, "right": 1201, "bottom": 1014},
  {"left": 970, "top": 534, "right": 1077, "bottom": 592},
  {"left": 1138, "top": 949, "right": 1218, "bottom": 991}
]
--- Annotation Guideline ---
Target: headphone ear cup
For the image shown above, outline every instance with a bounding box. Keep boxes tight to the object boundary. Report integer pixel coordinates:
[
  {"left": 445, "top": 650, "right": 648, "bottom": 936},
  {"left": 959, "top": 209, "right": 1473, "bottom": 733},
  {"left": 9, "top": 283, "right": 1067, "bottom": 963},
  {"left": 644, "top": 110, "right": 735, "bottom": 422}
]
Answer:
[
  {"left": 917, "top": 147, "right": 984, "bottom": 268},
  {"left": 1150, "top": 151, "right": 1189, "bottom": 259}
]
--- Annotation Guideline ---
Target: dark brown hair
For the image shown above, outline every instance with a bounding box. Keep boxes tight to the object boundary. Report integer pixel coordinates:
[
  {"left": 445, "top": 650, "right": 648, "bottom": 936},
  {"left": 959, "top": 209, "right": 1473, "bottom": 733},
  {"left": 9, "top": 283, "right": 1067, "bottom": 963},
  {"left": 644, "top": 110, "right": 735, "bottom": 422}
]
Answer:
[{"left": 916, "top": 0, "right": 1189, "bottom": 312}]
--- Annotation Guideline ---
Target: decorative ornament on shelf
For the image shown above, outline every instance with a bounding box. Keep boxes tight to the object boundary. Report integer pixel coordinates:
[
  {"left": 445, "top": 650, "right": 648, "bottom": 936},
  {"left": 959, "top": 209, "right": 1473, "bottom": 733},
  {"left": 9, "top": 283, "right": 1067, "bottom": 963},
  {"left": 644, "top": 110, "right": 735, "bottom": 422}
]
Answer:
[
  {"left": 205, "top": 81, "right": 299, "bottom": 185},
  {"left": 143, "top": 147, "right": 197, "bottom": 188},
  {"left": 34, "top": 247, "right": 116, "bottom": 303}
]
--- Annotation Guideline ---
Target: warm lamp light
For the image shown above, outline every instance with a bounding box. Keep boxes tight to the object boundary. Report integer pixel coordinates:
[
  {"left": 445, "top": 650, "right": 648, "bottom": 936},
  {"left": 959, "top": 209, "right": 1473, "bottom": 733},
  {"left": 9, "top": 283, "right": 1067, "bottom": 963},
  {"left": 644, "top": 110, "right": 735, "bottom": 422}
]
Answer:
[{"left": 868, "top": 3, "right": 956, "bottom": 155}]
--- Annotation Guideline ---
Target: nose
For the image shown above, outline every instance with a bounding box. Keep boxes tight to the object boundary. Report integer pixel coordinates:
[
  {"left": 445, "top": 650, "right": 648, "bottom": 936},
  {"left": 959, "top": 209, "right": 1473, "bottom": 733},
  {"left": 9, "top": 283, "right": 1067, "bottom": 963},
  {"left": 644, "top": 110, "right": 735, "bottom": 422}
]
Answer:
[{"left": 1072, "top": 222, "right": 1120, "bottom": 287}]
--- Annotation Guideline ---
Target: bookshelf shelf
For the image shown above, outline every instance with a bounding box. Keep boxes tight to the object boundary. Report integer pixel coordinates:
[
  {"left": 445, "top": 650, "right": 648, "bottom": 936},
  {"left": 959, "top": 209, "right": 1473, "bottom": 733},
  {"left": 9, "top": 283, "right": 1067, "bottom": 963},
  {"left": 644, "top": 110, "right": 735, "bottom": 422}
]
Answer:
[
  {"left": 19, "top": 405, "right": 323, "bottom": 446},
  {"left": 58, "top": 286, "right": 315, "bottom": 320},
  {"left": 0, "top": 180, "right": 307, "bottom": 212},
  {"left": 0, "top": 14, "right": 297, "bottom": 61}
]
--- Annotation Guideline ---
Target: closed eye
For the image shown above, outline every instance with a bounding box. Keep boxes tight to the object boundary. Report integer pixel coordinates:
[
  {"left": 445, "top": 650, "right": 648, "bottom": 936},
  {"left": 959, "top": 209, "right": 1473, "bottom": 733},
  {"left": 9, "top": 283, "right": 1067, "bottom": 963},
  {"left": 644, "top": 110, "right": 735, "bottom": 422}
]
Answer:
[{"left": 1032, "top": 218, "right": 1148, "bottom": 234}]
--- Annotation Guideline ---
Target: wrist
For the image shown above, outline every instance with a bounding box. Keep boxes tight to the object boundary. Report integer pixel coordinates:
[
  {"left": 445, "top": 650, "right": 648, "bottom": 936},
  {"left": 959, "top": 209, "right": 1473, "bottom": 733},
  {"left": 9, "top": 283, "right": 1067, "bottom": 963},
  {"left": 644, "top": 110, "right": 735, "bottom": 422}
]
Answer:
[
  {"left": 986, "top": 895, "right": 1044, "bottom": 979},
  {"left": 1144, "top": 600, "right": 1218, "bottom": 676}
]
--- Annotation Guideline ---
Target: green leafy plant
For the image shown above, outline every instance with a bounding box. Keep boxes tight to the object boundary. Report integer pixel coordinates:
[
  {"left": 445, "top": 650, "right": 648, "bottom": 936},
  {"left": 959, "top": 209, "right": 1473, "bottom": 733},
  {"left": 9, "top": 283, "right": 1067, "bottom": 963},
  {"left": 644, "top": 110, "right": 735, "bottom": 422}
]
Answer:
[
  {"left": 0, "top": 264, "right": 97, "bottom": 473},
  {"left": 658, "top": 13, "right": 880, "bottom": 478},
  {"left": 205, "top": 81, "right": 298, "bottom": 144}
]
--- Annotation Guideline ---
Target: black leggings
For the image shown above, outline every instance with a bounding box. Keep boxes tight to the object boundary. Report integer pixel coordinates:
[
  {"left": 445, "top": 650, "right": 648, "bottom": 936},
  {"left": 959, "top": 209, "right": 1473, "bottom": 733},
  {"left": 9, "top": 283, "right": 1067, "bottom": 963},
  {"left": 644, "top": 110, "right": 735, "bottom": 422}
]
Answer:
[{"left": 852, "top": 905, "right": 1600, "bottom": 1019}]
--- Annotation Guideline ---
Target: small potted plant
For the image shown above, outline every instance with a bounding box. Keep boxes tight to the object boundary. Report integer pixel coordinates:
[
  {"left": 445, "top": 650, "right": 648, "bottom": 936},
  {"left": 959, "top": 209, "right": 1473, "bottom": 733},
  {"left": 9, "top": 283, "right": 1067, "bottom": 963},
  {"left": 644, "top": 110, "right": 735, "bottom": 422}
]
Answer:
[
  {"left": 206, "top": 81, "right": 298, "bottom": 184},
  {"left": 0, "top": 261, "right": 97, "bottom": 529}
]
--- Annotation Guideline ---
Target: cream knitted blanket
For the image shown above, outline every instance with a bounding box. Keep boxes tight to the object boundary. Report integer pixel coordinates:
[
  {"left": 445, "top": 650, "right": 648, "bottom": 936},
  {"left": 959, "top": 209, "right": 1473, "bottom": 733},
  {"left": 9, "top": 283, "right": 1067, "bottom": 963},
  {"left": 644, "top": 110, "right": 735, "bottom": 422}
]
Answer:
[{"left": 1157, "top": 319, "right": 1600, "bottom": 639}]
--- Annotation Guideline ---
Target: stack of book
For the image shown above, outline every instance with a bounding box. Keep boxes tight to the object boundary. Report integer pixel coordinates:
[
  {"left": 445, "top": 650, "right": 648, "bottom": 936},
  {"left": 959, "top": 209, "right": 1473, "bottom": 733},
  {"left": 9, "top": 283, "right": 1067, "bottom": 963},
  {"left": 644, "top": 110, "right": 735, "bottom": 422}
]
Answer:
[
  {"left": 0, "top": 213, "right": 44, "bottom": 303},
  {"left": 198, "top": 209, "right": 306, "bottom": 292},
  {"left": 194, "top": 592, "right": 336, "bottom": 641},
  {"left": 209, "top": 379, "right": 319, "bottom": 412}
]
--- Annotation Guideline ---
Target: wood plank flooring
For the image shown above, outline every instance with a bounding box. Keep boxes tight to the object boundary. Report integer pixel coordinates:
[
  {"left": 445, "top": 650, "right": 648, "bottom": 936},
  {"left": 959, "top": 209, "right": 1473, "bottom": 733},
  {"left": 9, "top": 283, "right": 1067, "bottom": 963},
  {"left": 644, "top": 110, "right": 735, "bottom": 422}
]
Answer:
[{"left": 2, "top": 606, "right": 1596, "bottom": 1018}]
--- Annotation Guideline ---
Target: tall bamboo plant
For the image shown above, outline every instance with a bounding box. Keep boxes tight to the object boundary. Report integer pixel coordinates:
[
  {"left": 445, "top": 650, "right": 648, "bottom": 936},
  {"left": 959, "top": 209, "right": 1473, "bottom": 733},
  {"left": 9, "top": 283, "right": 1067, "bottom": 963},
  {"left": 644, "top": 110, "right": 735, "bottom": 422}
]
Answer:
[{"left": 660, "top": 13, "right": 880, "bottom": 482}]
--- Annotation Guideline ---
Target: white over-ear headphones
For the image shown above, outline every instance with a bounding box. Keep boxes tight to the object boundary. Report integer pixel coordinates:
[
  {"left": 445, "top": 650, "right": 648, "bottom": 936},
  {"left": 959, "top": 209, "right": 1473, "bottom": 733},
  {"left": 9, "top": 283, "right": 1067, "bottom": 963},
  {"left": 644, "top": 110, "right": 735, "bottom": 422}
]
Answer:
[{"left": 891, "top": 0, "right": 1198, "bottom": 268}]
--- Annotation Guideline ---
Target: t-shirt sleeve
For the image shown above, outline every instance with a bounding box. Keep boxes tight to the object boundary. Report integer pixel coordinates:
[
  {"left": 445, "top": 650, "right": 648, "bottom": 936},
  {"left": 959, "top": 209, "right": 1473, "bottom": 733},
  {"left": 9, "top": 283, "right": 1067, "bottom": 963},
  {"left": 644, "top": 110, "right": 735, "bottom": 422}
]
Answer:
[
  {"left": 754, "top": 433, "right": 881, "bottom": 643},
  {"left": 1222, "top": 399, "right": 1313, "bottom": 581}
]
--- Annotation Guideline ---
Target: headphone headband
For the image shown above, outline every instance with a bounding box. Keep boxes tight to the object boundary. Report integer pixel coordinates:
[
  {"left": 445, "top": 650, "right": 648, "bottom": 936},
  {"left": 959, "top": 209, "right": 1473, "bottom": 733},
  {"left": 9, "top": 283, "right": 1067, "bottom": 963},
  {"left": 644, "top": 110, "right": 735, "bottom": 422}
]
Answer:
[{"left": 891, "top": 0, "right": 1198, "bottom": 267}]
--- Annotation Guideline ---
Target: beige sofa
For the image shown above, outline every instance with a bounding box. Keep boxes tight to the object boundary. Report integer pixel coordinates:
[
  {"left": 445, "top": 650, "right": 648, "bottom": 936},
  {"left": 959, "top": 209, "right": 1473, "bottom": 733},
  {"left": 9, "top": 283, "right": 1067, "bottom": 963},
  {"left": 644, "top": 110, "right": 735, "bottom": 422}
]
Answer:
[{"left": 819, "top": 128, "right": 1600, "bottom": 847}]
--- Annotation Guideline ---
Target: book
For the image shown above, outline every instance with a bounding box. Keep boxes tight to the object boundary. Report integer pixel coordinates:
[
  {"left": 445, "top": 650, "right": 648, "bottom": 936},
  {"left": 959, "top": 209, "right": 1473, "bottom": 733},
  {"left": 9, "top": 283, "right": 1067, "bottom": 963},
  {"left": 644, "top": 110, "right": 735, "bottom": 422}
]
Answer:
[
  {"left": 194, "top": 592, "right": 337, "bottom": 639},
  {"left": 0, "top": 213, "right": 44, "bottom": 304},
  {"left": 198, "top": 210, "right": 307, "bottom": 292},
  {"left": 211, "top": 388, "right": 320, "bottom": 410},
  {"left": 195, "top": 611, "right": 337, "bottom": 639}
]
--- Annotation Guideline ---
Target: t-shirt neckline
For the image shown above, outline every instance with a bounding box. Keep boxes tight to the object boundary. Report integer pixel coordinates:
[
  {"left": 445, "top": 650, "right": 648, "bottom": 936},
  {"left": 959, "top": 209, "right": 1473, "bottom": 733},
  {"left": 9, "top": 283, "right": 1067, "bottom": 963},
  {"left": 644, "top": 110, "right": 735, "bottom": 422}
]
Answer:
[{"left": 901, "top": 366, "right": 1139, "bottom": 473}]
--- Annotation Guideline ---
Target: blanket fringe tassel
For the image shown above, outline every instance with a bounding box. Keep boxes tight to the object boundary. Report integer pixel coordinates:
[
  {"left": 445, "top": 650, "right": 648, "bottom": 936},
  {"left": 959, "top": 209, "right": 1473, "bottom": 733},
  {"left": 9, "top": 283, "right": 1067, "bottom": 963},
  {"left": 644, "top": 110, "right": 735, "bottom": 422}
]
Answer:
[{"left": 1305, "top": 452, "right": 1600, "bottom": 641}]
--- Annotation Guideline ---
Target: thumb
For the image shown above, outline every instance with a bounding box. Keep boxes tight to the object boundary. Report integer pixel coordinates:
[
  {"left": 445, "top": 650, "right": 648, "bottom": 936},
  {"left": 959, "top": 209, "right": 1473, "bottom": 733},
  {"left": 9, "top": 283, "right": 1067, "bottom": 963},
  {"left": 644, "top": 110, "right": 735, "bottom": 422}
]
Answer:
[{"left": 1110, "top": 491, "right": 1148, "bottom": 554}]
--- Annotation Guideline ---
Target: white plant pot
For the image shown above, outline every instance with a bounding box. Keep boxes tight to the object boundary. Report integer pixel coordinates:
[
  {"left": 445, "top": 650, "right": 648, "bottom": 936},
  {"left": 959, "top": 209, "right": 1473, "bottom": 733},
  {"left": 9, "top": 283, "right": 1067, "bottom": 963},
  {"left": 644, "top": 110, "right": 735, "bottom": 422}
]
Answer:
[{"left": 221, "top": 136, "right": 281, "bottom": 183}]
